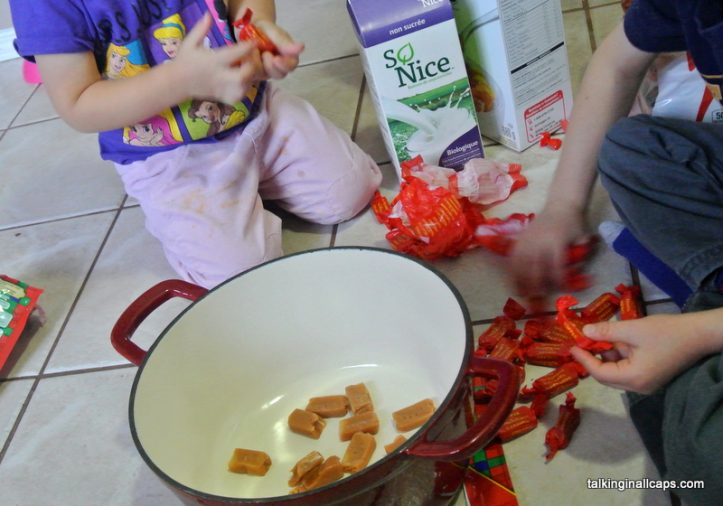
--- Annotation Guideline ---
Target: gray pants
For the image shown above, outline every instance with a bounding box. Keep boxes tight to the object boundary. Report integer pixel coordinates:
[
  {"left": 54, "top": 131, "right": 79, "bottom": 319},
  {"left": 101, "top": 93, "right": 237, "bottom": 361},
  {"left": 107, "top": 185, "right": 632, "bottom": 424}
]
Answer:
[{"left": 598, "top": 115, "right": 723, "bottom": 505}]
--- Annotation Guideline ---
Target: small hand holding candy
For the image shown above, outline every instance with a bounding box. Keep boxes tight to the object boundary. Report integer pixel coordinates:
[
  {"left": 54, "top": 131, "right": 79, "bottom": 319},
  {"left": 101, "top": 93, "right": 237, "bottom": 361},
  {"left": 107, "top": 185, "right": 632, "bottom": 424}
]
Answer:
[
  {"left": 570, "top": 311, "right": 723, "bottom": 394},
  {"left": 234, "top": 9, "right": 304, "bottom": 79}
]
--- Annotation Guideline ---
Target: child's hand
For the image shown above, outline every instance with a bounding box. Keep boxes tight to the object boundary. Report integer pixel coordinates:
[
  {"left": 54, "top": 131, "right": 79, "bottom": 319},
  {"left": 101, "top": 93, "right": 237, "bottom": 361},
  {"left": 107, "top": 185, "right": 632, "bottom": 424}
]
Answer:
[
  {"left": 174, "top": 14, "right": 263, "bottom": 104},
  {"left": 570, "top": 314, "right": 713, "bottom": 394},
  {"left": 508, "top": 203, "right": 587, "bottom": 296},
  {"left": 254, "top": 19, "right": 304, "bottom": 79}
]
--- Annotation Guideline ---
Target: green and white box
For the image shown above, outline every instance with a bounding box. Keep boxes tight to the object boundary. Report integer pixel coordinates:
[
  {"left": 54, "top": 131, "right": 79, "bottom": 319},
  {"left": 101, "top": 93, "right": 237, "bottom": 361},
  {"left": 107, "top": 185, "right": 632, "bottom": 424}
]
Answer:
[
  {"left": 452, "top": 0, "right": 574, "bottom": 151},
  {"left": 348, "top": 0, "right": 485, "bottom": 180}
]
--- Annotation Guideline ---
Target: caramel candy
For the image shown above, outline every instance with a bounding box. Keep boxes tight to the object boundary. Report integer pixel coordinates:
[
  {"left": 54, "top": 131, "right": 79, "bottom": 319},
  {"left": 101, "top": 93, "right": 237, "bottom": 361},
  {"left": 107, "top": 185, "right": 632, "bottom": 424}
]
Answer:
[
  {"left": 306, "top": 395, "right": 349, "bottom": 418},
  {"left": 384, "top": 435, "right": 407, "bottom": 454},
  {"left": 288, "top": 451, "right": 324, "bottom": 487},
  {"left": 288, "top": 408, "right": 327, "bottom": 439},
  {"left": 292, "top": 456, "right": 344, "bottom": 493},
  {"left": 345, "top": 383, "right": 374, "bottom": 414},
  {"left": 342, "top": 432, "right": 376, "bottom": 473},
  {"left": 227, "top": 448, "right": 272, "bottom": 476},
  {"left": 392, "top": 399, "right": 435, "bottom": 432},
  {"left": 338, "top": 411, "right": 379, "bottom": 441}
]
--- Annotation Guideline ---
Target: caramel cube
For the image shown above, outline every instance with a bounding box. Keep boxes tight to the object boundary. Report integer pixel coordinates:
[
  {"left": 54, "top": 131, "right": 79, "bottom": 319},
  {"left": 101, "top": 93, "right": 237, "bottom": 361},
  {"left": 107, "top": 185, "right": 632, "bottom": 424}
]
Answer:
[
  {"left": 392, "top": 399, "right": 436, "bottom": 432},
  {"left": 306, "top": 395, "right": 349, "bottom": 418},
  {"left": 227, "top": 448, "right": 272, "bottom": 476},
  {"left": 288, "top": 451, "right": 324, "bottom": 487},
  {"left": 292, "top": 456, "right": 344, "bottom": 493},
  {"left": 288, "top": 408, "right": 327, "bottom": 439},
  {"left": 384, "top": 435, "right": 407, "bottom": 454},
  {"left": 345, "top": 383, "right": 374, "bottom": 414},
  {"left": 342, "top": 432, "right": 376, "bottom": 473},
  {"left": 338, "top": 411, "right": 379, "bottom": 441}
]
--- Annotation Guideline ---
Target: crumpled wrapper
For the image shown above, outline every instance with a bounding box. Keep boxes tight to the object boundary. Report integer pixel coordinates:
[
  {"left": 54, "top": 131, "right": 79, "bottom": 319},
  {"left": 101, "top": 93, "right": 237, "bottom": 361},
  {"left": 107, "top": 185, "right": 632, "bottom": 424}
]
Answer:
[{"left": 372, "top": 156, "right": 533, "bottom": 260}]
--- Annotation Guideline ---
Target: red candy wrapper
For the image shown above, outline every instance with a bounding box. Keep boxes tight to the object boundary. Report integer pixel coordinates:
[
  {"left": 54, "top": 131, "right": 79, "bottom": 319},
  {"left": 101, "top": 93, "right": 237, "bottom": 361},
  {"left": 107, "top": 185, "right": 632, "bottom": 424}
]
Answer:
[
  {"left": 520, "top": 362, "right": 580, "bottom": 400},
  {"left": 503, "top": 297, "right": 526, "bottom": 320},
  {"left": 497, "top": 406, "right": 538, "bottom": 443},
  {"left": 233, "top": 8, "right": 279, "bottom": 55},
  {"left": 477, "top": 316, "right": 517, "bottom": 352},
  {"left": 372, "top": 156, "right": 533, "bottom": 261},
  {"left": 545, "top": 393, "right": 581, "bottom": 462},
  {"left": 580, "top": 292, "right": 621, "bottom": 324},
  {"left": 556, "top": 295, "right": 613, "bottom": 353},
  {"left": 616, "top": 283, "right": 643, "bottom": 320},
  {"left": 524, "top": 341, "right": 573, "bottom": 368},
  {"left": 0, "top": 275, "right": 43, "bottom": 370},
  {"left": 539, "top": 131, "right": 562, "bottom": 150},
  {"left": 530, "top": 394, "right": 550, "bottom": 419}
]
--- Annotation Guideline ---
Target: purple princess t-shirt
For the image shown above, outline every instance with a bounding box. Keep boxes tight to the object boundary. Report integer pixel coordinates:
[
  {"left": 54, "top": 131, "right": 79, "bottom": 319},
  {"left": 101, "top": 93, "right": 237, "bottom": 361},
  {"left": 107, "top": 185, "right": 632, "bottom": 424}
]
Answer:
[{"left": 10, "top": 0, "right": 265, "bottom": 164}]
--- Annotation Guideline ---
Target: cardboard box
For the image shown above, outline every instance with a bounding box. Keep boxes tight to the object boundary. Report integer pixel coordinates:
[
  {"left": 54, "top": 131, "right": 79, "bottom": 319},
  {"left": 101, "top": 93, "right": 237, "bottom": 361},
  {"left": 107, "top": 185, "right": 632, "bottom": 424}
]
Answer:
[
  {"left": 347, "top": 0, "right": 485, "bottom": 179},
  {"left": 452, "top": 0, "right": 573, "bottom": 151}
]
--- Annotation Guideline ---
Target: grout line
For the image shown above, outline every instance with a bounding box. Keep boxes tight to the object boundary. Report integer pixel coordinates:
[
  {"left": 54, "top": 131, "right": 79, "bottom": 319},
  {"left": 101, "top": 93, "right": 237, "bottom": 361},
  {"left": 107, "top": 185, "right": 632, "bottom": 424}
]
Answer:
[
  {"left": 0, "top": 199, "right": 126, "bottom": 466},
  {"left": 582, "top": 0, "right": 598, "bottom": 52},
  {"left": 329, "top": 224, "right": 338, "bottom": 248},
  {"left": 0, "top": 207, "right": 123, "bottom": 233},
  {"left": 5, "top": 83, "right": 39, "bottom": 130},
  {"left": 5, "top": 115, "right": 60, "bottom": 132},
  {"left": 39, "top": 363, "right": 136, "bottom": 380},
  {"left": 298, "top": 52, "right": 358, "bottom": 70},
  {"left": 350, "top": 76, "right": 366, "bottom": 142}
]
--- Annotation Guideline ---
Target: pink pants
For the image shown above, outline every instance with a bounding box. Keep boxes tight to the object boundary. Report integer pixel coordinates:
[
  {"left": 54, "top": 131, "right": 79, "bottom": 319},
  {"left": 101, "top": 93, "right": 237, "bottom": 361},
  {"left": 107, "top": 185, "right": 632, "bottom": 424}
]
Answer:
[{"left": 117, "top": 84, "right": 382, "bottom": 288}]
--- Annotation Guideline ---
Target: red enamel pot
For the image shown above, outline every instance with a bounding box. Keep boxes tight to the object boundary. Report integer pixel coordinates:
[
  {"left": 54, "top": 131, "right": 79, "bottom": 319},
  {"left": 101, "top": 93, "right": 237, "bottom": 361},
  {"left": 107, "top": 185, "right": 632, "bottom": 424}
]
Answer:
[{"left": 112, "top": 248, "right": 519, "bottom": 505}]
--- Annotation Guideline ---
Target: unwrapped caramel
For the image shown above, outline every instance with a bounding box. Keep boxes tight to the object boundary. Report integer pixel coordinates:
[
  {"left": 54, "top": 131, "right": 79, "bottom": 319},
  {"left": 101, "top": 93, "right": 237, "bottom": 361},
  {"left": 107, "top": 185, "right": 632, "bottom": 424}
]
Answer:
[
  {"left": 339, "top": 411, "right": 380, "bottom": 441},
  {"left": 288, "top": 451, "right": 324, "bottom": 487},
  {"left": 227, "top": 448, "right": 272, "bottom": 476},
  {"left": 291, "top": 455, "right": 344, "bottom": 493},
  {"left": 342, "top": 432, "right": 376, "bottom": 473},
  {"left": 384, "top": 435, "right": 407, "bottom": 454},
  {"left": 288, "top": 408, "right": 327, "bottom": 439},
  {"left": 392, "top": 399, "right": 435, "bottom": 432},
  {"left": 306, "top": 395, "right": 349, "bottom": 418},
  {"left": 345, "top": 383, "right": 374, "bottom": 414}
]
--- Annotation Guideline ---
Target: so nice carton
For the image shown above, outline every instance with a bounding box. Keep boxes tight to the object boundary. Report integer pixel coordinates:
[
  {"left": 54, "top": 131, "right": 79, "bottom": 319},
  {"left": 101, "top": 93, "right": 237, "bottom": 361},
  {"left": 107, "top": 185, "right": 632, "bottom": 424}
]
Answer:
[{"left": 347, "top": 0, "right": 485, "bottom": 180}]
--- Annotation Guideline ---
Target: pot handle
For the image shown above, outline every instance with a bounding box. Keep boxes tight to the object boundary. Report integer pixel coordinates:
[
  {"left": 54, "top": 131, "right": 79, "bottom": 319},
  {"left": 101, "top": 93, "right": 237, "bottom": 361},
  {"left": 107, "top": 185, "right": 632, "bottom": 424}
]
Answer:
[
  {"left": 404, "top": 356, "right": 519, "bottom": 461},
  {"left": 111, "top": 280, "right": 208, "bottom": 366}
]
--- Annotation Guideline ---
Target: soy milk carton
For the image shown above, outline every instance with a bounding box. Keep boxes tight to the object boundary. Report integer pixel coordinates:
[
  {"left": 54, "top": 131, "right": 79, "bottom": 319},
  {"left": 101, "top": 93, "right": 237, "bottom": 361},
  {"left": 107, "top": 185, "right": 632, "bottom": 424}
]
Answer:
[
  {"left": 347, "top": 0, "right": 485, "bottom": 179},
  {"left": 452, "top": 0, "right": 574, "bottom": 151}
]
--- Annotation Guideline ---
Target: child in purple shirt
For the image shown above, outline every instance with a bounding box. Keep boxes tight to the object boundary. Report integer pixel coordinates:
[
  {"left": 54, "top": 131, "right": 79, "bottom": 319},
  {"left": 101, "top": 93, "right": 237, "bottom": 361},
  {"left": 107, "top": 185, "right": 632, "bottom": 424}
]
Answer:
[{"left": 10, "top": 0, "right": 382, "bottom": 288}]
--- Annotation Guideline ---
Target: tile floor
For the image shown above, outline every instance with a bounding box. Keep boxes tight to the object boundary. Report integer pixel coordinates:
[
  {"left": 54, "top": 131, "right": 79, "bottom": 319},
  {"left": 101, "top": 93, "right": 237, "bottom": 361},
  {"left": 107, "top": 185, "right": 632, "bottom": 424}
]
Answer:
[{"left": 0, "top": 1, "right": 677, "bottom": 505}]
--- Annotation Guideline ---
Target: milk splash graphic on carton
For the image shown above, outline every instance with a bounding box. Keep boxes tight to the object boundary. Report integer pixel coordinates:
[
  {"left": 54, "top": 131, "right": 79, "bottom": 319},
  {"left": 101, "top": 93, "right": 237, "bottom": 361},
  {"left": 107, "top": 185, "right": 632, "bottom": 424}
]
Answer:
[{"left": 347, "top": 0, "right": 484, "bottom": 180}]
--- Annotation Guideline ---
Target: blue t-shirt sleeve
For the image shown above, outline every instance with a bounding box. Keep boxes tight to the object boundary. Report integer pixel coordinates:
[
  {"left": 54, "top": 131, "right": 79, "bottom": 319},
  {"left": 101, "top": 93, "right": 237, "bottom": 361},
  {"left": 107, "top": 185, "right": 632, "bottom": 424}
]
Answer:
[
  {"left": 10, "top": 0, "right": 95, "bottom": 58},
  {"left": 623, "top": 0, "right": 687, "bottom": 52}
]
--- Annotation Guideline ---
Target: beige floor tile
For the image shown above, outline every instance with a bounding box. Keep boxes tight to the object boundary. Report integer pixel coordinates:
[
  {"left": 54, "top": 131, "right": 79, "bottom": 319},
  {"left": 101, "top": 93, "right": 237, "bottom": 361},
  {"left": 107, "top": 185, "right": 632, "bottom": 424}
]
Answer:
[
  {"left": 276, "top": 0, "right": 358, "bottom": 66},
  {"left": 564, "top": 10, "right": 594, "bottom": 95},
  {"left": 0, "top": 378, "right": 32, "bottom": 449},
  {"left": 0, "top": 119, "right": 124, "bottom": 229},
  {"left": 0, "top": 369, "right": 181, "bottom": 505},
  {"left": 0, "top": 213, "right": 114, "bottom": 379},
  {"left": 354, "top": 82, "right": 392, "bottom": 166},
  {"left": 561, "top": 0, "right": 584, "bottom": 11},
  {"left": 276, "top": 56, "right": 364, "bottom": 135},
  {"left": 590, "top": 4, "right": 625, "bottom": 48},
  {"left": 590, "top": 0, "right": 623, "bottom": 8},
  {"left": 13, "top": 84, "right": 58, "bottom": 127},
  {"left": 0, "top": 58, "right": 35, "bottom": 130},
  {"left": 45, "top": 207, "right": 185, "bottom": 373}
]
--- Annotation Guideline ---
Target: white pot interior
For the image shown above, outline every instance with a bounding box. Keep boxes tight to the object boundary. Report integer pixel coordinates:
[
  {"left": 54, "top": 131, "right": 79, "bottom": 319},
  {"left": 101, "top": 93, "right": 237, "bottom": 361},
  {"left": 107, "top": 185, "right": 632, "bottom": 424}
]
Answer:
[{"left": 132, "top": 248, "right": 469, "bottom": 499}]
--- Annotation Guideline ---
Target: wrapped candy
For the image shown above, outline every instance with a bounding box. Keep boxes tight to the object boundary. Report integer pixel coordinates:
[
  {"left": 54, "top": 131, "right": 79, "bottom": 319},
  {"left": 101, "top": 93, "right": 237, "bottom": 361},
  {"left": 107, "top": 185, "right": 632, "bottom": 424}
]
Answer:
[
  {"left": 0, "top": 275, "right": 43, "bottom": 370},
  {"left": 502, "top": 297, "right": 526, "bottom": 320},
  {"left": 530, "top": 394, "right": 550, "bottom": 419},
  {"left": 580, "top": 292, "right": 621, "bottom": 324},
  {"left": 539, "top": 131, "right": 562, "bottom": 150},
  {"left": 616, "top": 284, "right": 643, "bottom": 320},
  {"left": 556, "top": 295, "right": 613, "bottom": 353},
  {"left": 488, "top": 338, "right": 524, "bottom": 364},
  {"left": 524, "top": 341, "right": 573, "bottom": 368},
  {"left": 520, "top": 362, "right": 581, "bottom": 400},
  {"left": 372, "top": 156, "right": 533, "bottom": 261},
  {"left": 476, "top": 315, "right": 517, "bottom": 352},
  {"left": 545, "top": 393, "right": 581, "bottom": 462},
  {"left": 496, "top": 406, "right": 538, "bottom": 443},
  {"left": 233, "top": 9, "right": 280, "bottom": 54}
]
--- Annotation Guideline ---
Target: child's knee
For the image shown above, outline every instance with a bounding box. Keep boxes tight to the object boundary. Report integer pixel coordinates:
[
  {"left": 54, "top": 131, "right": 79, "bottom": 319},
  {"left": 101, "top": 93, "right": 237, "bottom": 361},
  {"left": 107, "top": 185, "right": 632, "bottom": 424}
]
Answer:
[
  {"left": 598, "top": 116, "right": 650, "bottom": 179},
  {"left": 321, "top": 156, "right": 382, "bottom": 224},
  {"left": 167, "top": 225, "right": 283, "bottom": 289}
]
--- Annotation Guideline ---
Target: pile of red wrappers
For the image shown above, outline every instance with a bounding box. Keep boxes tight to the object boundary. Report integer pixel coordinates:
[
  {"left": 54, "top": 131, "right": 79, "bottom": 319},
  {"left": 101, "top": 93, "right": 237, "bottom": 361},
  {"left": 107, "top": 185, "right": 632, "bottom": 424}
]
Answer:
[
  {"left": 475, "top": 284, "right": 642, "bottom": 461},
  {"left": 371, "top": 156, "right": 533, "bottom": 261}
]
